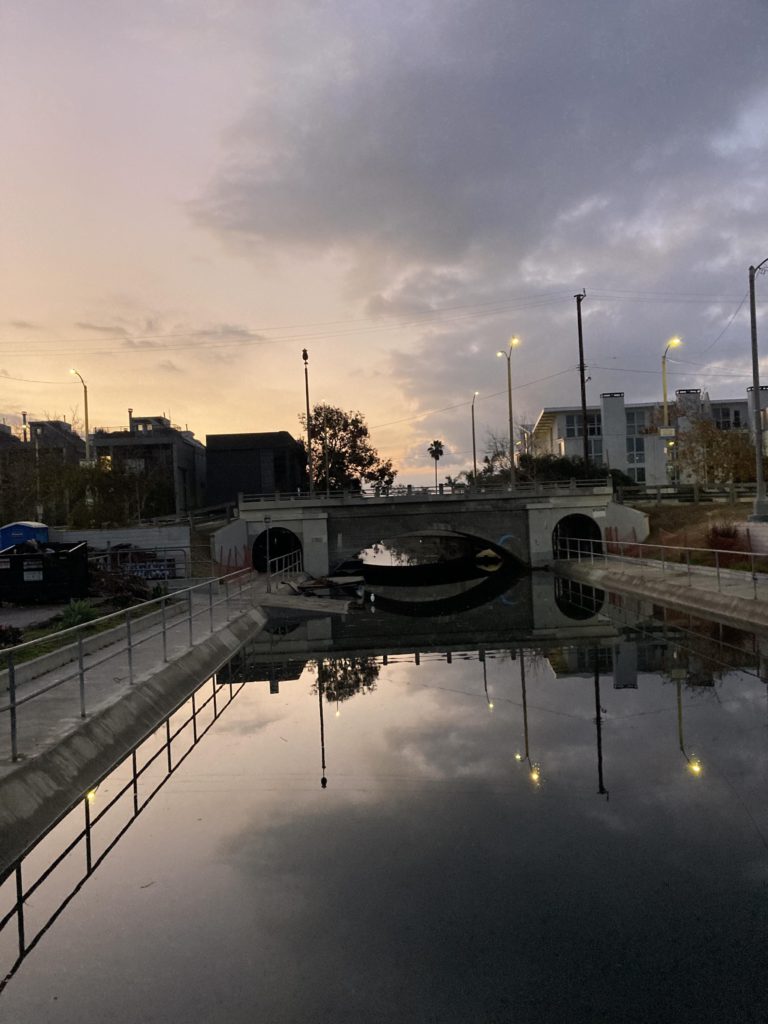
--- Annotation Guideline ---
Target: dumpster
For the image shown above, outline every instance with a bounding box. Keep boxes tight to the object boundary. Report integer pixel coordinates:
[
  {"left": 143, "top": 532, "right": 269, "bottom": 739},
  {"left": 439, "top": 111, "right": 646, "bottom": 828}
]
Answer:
[
  {"left": 0, "top": 521, "right": 49, "bottom": 549},
  {"left": 0, "top": 541, "right": 88, "bottom": 603}
]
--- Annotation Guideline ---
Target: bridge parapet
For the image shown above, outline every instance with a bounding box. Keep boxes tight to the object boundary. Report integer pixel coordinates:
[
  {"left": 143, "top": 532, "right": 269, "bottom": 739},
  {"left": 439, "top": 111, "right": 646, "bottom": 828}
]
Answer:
[{"left": 238, "top": 480, "right": 612, "bottom": 510}]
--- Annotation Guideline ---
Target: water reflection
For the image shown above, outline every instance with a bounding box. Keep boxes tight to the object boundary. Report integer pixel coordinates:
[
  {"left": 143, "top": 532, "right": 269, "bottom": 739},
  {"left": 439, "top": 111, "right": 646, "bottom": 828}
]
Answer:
[{"left": 2, "top": 575, "right": 768, "bottom": 1022}]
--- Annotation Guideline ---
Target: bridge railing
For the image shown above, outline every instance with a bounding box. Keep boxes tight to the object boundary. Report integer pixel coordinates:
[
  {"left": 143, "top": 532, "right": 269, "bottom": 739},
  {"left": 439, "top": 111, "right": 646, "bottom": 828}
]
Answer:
[
  {"left": 556, "top": 535, "right": 768, "bottom": 598},
  {"left": 240, "top": 479, "right": 611, "bottom": 504},
  {"left": 0, "top": 568, "right": 259, "bottom": 763}
]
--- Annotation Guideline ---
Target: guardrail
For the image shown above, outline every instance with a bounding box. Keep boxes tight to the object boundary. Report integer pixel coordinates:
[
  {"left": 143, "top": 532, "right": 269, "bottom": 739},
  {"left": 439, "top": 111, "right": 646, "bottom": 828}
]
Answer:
[
  {"left": 0, "top": 568, "right": 258, "bottom": 763},
  {"left": 557, "top": 535, "right": 768, "bottom": 598},
  {"left": 240, "top": 478, "right": 612, "bottom": 504},
  {"left": 267, "top": 549, "right": 303, "bottom": 589}
]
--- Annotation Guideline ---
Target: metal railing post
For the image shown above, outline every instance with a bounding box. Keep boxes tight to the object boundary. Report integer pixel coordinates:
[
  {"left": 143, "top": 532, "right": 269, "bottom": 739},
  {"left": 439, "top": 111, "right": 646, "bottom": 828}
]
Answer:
[
  {"left": 715, "top": 549, "right": 721, "bottom": 591},
  {"left": 8, "top": 650, "right": 18, "bottom": 762},
  {"left": 161, "top": 597, "right": 168, "bottom": 662},
  {"left": 661, "top": 545, "right": 665, "bottom": 574},
  {"left": 752, "top": 552, "right": 758, "bottom": 598},
  {"left": 187, "top": 590, "right": 194, "bottom": 645},
  {"left": 126, "top": 609, "right": 134, "bottom": 685},
  {"left": 78, "top": 633, "right": 86, "bottom": 718},
  {"left": 225, "top": 577, "right": 230, "bottom": 615},
  {"left": 686, "top": 548, "right": 691, "bottom": 583},
  {"left": 208, "top": 580, "right": 214, "bottom": 633}
]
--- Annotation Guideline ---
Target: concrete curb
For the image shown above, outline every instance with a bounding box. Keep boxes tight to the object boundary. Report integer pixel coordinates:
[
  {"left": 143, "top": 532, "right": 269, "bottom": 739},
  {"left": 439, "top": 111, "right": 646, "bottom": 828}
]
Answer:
[
  {"left": 0, "top": 605, "right": 267, "bottom": 877},
  {"left": 556, "top": 562, "right": 768, "bottom": 634}
]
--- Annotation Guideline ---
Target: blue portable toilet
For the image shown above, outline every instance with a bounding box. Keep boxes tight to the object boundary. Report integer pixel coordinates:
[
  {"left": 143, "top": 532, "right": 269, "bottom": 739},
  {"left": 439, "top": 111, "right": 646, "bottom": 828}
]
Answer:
[{"left": 0, "top": 521, "right": 50, "bottom": 549}]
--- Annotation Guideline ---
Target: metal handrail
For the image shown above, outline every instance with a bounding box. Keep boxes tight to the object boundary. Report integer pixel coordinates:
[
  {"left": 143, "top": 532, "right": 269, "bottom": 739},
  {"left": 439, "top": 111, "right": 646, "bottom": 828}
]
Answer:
[
  {"left": 1, "top": 567, "right": 258, "bottom": 762},
  {"left": 556, "top": 535, "right": 768, "bottom": 599}
]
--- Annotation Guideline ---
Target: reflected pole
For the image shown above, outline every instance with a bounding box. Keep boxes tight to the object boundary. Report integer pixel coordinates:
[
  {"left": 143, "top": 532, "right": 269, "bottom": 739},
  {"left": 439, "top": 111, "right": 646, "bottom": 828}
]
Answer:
[
  {"left": 593, "top": 657, "right": 608, "bottom": 799},
  {"left": 318, "top": 659, "right": 327, "bottom": 788}
]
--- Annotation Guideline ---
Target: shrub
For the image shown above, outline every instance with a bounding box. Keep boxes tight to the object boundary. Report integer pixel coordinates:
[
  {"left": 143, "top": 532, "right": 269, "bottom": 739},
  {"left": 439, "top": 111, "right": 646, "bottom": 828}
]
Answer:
[
  {"left": 0, "top": 624, "right": 23, "bottom": 648},
  {"left": 59, "top": 600, "right": 99, "bottom": 629}
]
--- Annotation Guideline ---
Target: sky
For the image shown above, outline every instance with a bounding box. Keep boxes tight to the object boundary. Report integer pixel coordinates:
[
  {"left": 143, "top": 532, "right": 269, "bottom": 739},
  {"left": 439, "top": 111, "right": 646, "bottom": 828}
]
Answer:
[{"left": 2, "top": 0, "right": 767, "bottom": 484}]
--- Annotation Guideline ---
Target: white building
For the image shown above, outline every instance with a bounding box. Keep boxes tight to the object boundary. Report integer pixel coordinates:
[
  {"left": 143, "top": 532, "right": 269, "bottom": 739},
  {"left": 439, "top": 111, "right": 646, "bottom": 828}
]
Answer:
[{"left": 530, "top": 388, "right": 768, "bottom": 486}]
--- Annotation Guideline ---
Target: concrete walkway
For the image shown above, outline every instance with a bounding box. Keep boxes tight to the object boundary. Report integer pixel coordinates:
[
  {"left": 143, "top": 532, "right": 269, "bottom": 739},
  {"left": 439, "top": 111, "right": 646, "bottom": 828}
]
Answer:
[
  {"left": 0, "top": 575, "right": 272, "bottom": 773},
  {"left": 556, "top": 557, "right": 768, "bottom": 633}
]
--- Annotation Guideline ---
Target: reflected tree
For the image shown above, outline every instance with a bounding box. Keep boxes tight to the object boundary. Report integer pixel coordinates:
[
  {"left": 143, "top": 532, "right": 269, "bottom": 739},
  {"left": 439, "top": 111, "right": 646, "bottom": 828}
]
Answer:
[{"left": 312, "top": 657, "right": 380, "bottom": 704}]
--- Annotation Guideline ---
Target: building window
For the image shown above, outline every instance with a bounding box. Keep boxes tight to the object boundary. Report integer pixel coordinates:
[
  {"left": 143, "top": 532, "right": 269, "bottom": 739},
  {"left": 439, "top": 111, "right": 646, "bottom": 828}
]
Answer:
[
  {"left": 628, "top": 467, "right": 646, "bottom": 483},
  {"left": 626, "top": 410, "right": 646, "bottom": 435},
  {"left": 713, "top": 407, "right": 731, "bottom": 430},
  {"left": 589, "top": 438, "right": 603, "bottom": 462},
  {"left": 626, "top": 437, "right": 645, "bottom": 464},
  {"left": 565, "top": 412, "right": 601, "bottom": 438}
]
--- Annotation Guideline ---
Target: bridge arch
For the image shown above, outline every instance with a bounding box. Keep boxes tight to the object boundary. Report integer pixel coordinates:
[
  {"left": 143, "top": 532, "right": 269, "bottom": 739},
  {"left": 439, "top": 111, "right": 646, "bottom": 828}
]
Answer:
[
  {"left": 252, "top": 526, "right": 302, "bottom": 572},
  {"left": 552, "top": 513, "right": 602, "bottom": 560}
]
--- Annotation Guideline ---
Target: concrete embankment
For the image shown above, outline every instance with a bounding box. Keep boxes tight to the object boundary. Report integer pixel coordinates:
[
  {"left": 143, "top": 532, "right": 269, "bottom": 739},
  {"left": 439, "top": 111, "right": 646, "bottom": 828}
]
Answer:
[
  {"left": 555, "top": 560, "right": 768, "bottom": 634},
  {"left": 0, "top": 605, "right": 266, "bottom": 877}
]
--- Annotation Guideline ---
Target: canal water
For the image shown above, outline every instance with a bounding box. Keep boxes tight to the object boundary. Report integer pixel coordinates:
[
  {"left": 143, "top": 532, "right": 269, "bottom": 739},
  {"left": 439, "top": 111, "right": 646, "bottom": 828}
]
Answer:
[{"left": 1, "top": 577, "right": 767, "bottom": 1023}]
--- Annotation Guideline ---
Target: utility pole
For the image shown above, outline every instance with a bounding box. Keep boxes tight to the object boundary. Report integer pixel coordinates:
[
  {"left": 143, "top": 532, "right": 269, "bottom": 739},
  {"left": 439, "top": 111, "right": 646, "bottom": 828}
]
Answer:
[
  {"left": 575, "top": 290, "right": 590, "bottom": 471},
  {"left": 749, "top": 260, "right": 768, "bottom": 519}
]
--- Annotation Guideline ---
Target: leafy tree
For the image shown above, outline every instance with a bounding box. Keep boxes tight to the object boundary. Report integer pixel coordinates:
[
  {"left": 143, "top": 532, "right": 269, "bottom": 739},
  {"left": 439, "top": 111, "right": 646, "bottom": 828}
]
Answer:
[
  {"left": 675, "top": 419, "right": 757, "bottom": 485},
  {"left": 427, "top": 439, "right": 444, "bottom": 488},
  {"left": 299, "top": 404, "right": 396, "bottom": 492}
]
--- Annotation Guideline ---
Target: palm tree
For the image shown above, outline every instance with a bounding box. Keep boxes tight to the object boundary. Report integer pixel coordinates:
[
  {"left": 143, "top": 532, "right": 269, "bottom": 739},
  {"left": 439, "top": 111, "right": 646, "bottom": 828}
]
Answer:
[{"left": 427, "top": 439, "right": 444, "bottom": 490}]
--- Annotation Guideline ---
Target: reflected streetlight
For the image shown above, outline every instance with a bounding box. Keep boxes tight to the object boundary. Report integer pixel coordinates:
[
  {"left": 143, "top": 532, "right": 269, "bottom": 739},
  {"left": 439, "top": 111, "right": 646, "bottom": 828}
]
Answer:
[
  {"left": 496, "top": 337, "right": 520, "bottom": 488},
  {"left": 513, "top": 649, "right": 542, "bottom": 785},
  {"left": 471, "top": 391, "right": 479, "bottom": 486},
  {"left": 480, "top": 650, "right": 494, "bottom": 711},
  {"left": 318, "top": 659, "right": 328, "bottom": 789},
  {"left": 749, "top": 258, "right": 768, "bottom": 520},
  {"left": 661, "top": 337, "right": 681, "bottom": 429},
  {"left": 676, "top": 677, "right": 703, "bottom": 777},
  {"left": 69, "top": 368, "right": 91, "bottom": 463},
  {"left": 593, "top": 654, "right": 609, "bottom": 799}
]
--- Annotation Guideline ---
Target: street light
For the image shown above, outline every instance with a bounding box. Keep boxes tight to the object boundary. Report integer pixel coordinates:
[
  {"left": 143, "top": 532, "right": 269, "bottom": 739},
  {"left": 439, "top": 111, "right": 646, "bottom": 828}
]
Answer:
[
  {"left": 471, "top": 391, "right": 479, "bottom": 485},
  {"left": 302, "top": 349, "right": 314, "bottom": 497},
  {"left": 69, "top": 368, "right": 90, "bottom": 463},
  {"left": 496, "top": 336, "right": 520, "bottom": 488},
  {"left": 661, "top": 337, "right": 681, "bottom": 429},
  {"left": 749, "top": 258, "right": 768, "bottom": 520}
]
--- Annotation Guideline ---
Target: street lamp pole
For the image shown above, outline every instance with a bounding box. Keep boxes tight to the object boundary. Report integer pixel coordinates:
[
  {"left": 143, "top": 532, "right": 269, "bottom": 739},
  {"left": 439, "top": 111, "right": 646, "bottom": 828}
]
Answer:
[
  {"left": 70, "top": 368, "right": 90, "bottom": 463},
  {"left": 574, "top": 291, "right": 589, "bottom": 469},
  {"left": 661, "top": 337, "right": 681, "bottom": 428},
  {"left": 749, "top": 259, "right": 768, "bottom": 520},
  {"left": 496, "top": 337, "right": 520, "bottom": 488},
  {"left": 302, "top": 349, "right": 314, "bottom": 497},
  {"left": 471, "top": 391, "right": 479, "bottom": 486}
]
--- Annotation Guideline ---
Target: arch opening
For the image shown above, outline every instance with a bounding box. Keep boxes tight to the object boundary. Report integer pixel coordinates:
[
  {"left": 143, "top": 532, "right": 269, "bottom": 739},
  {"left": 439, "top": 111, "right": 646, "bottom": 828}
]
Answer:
[
  {"left": 552, "top": 514, "right": 602, "bottom": 560},
  {"left": 252, "top": 526, "right": 302, "bottom": 572}
]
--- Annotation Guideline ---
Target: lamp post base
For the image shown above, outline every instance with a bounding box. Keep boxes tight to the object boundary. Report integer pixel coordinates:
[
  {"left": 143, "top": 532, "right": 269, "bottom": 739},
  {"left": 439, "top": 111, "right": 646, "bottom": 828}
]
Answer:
[{"left": 749, "top": 498, "right": 768, "bottom": 522}]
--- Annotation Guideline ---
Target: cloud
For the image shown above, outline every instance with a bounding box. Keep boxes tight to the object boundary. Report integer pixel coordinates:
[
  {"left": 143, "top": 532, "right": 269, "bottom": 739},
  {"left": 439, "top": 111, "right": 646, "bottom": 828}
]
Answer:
[
  {"left": 157, "top": 359, "right": 183, "bottom": 373},
  {"left": 8, "top": 320, "right": 40, "bottom": 330},
  {"left": 187, "top": 0, "right": 768, "bottom": 455}
]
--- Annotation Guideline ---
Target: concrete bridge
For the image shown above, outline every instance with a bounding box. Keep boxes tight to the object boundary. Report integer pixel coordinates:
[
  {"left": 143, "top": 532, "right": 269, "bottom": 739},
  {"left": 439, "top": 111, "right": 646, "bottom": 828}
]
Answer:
[{"left": 211, "top": 482, "right": 648, "bottom": 576}]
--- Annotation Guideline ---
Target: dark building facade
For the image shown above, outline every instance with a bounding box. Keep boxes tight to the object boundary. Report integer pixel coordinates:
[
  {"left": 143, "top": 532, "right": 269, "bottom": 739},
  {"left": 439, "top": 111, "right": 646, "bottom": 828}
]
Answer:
[
  {"left": 92, "top": 414, "right": 205, "bottom": 516},
  {"left": 206, "top": 431, "right": 306, "bottom": 504},
  {"left": 29, "top": 420, "right": 85, "bottom": 464}
]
